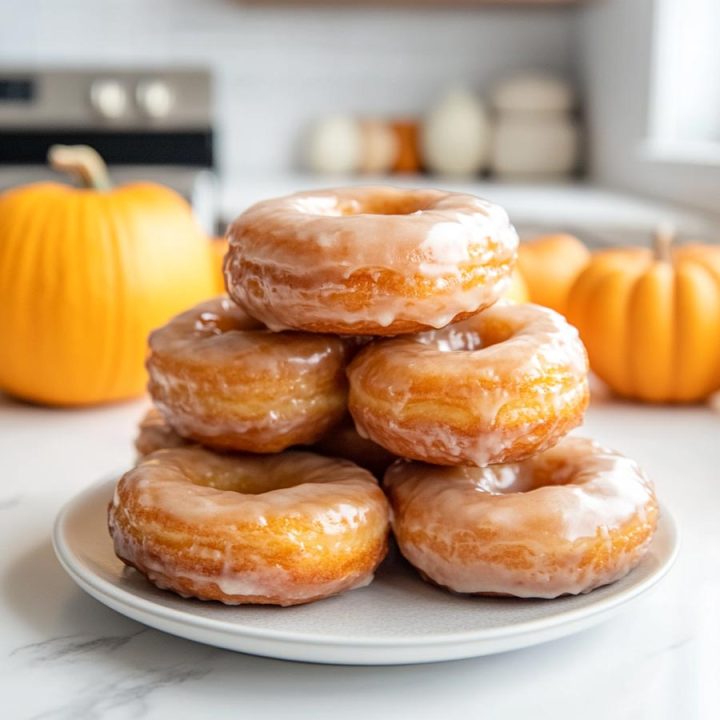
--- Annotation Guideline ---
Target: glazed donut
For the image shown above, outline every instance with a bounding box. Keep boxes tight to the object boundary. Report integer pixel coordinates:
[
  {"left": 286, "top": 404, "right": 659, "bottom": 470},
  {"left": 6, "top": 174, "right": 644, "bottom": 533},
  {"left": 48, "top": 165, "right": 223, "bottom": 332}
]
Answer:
[
  {"left": 385, "top": 437, "right": 659, "bottom": 598},
  {"left": 147, "top": 297, "right": 351, "bottom": 453},
  {"left": 348, "top": 303, "right": 589, "bottom": 466},
  {"left": 134, "top": 407, "right": 396, "bottom": 478},
  {"left": 224, "top": 186, "right": 518, "bottom": 335},
  {"left": 134, "top": 407, "right": 190, "bottom": 456},
  {"left": 108, "top": 447, "right": 391, "bottom": 606}
]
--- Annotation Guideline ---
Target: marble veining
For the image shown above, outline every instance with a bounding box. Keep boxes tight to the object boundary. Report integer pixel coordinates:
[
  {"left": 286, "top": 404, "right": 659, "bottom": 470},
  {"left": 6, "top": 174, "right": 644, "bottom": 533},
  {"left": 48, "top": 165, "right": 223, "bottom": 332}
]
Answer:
[
  {"left": 11, "top": 629, "right": 148, "bottom": 664},
  {"left": 0, "top": 494, "right": 22, "bottom": 510},
  {"left": 29, "top": 663, "right": 211, "bottom": 720}
]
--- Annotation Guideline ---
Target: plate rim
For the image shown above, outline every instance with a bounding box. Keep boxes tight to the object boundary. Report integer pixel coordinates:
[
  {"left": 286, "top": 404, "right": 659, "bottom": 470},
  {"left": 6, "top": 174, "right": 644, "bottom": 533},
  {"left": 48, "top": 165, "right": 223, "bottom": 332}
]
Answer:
[{"left": 52, "top": 476, "right": 680, "bottom": 651}]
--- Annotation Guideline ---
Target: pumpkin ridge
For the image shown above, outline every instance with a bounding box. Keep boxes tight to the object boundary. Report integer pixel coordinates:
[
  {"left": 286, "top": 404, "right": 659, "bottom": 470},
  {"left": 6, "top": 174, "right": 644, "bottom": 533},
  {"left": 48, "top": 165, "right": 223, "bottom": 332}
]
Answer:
[
  {"left": 688, "top": 255, "right": 720, "bottom": 393},
  {"left": 58, "top": 193, "right": 84, "bottom": 401},
  {"left": 673, "top": 260, "right": 720, "bottom": 400},
  {"left": 16, "top": 193, "right": 62, "bottom": 401},
  {"left": 568, "top": 262, "right": 616, "bottom": 386},
  {"left": 34, "top": 194, "right": 79, "bottom": 387},
  {"left": 619, "top": 264, "right": 649, "bottom": 400},
  {"left": 94, "top": 194, "right": 121, "bottom": 399},
  {"left": 628, "top": 261, "right": 675, "bottom": 402},
  {"left": 589, "top": 268, "right": 637, "bottom": 397},
  {"left": 110, "top": 191, "right": 149, "bottom": 399},
  {"left": 0, "top": 191, "right": 47, "bottom": 397},
  {"left": 670, "top": 261, "right": 681, "bottom": 401},
  {"left": 58, "top": 193, "right": 87, "bottom": 400}
]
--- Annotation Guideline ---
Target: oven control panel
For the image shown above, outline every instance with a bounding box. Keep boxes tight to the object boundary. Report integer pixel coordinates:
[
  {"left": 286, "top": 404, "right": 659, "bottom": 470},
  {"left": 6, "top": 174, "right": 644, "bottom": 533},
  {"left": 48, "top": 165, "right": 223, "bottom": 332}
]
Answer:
[
  {"left": 0, "top": 78, "right": 34, "bottom": 103},
  {"left": 0, "top": 69, "right": 213, "bottom": 166},
  {"left": 0, "top": 69, "right": 210, "bottom": 128}
]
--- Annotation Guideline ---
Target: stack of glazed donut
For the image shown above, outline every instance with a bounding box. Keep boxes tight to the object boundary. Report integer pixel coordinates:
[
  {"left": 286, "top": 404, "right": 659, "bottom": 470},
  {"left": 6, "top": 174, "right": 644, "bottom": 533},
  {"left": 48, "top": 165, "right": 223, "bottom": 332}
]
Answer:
[{"left": 108, "top": 186, "right": 660, "bottom": 607}]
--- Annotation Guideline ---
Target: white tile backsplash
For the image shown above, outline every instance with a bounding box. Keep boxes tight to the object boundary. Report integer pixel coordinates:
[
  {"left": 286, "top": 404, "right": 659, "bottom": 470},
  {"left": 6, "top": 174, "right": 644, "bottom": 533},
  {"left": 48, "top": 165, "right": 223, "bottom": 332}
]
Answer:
[{"left": 0, "top": 0, "right": 576, "bottom": 174}]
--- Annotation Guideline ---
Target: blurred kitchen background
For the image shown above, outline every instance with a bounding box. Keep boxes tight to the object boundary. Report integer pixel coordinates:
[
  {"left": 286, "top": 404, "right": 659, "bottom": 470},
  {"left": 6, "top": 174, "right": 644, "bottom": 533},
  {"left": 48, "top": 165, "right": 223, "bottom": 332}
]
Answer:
[{"left": 0, "top": 0, "right": 717, "bottom": 243}]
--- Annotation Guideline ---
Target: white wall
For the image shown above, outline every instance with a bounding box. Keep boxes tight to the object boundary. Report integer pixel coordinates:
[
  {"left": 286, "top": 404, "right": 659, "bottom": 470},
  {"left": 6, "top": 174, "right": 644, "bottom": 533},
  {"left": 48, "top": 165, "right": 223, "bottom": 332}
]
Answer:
[
  {"left": 577, "top": 0, "right": 720, "bottom": 216},
  {"left": 0, "top": 0, "right": 576, "bottom": 176}
]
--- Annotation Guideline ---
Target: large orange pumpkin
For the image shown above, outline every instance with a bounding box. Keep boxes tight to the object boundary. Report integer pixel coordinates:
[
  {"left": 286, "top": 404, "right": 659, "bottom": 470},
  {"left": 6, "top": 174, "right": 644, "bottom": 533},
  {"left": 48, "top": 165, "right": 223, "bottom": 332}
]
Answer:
[
  {"left": 566, "top": 230, "right": 720, "bottom": 403},
  {"left": 517, "top": 233, "right": 590, "bottom": 315},
  {"left": 0, "top": 145, "right": 215, "bottom": 406}
]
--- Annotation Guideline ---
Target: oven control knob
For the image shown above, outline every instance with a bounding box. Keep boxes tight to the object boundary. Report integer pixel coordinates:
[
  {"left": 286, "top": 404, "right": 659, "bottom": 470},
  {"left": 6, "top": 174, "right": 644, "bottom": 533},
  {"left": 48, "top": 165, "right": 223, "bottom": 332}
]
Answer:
[
  {"left": 90, "top": 79, "right": 128, "bottom": 120},
  {"left": 136, "top": 80, "right": 174, "bottom": 119}
]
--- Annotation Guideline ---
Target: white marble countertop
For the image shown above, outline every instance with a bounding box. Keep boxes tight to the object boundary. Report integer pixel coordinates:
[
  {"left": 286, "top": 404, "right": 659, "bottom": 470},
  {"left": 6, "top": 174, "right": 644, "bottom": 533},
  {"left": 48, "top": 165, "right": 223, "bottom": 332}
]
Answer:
[{"left": 1, "top": 392, "right": 717, "bottom": 719}]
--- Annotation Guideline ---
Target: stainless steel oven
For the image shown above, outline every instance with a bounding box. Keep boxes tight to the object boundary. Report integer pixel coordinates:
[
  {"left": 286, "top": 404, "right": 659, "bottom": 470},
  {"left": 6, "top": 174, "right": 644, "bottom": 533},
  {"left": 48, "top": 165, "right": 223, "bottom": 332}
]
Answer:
[{"left": 0, "top": 68, "right": 218, "bottom": 234}]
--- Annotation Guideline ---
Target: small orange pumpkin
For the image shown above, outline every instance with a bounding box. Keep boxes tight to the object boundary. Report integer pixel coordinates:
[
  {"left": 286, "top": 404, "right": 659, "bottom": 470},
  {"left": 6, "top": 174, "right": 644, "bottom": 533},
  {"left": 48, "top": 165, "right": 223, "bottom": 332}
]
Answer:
[
  {"left": 517, "top": 233, "right": 590, "bottom": 315},
  {"left": 566, "top": 229, "right": 720, "bottom": 403},
  {"left": 0, "top": 145, "right": 216, "bottom": 406}
]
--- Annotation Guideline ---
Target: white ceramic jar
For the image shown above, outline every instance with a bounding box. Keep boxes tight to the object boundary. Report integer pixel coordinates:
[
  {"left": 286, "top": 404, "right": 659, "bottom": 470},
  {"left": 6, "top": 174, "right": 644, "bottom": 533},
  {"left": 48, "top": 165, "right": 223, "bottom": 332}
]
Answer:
[
  {"left": 490, "top": 73, "right": 579, "bottom": 180},
  {"left": 421, "top": 86, "right": 490, "bottom": 176},
  {"left": 304, "top": 115, "right": 362, "bottom": 174}
]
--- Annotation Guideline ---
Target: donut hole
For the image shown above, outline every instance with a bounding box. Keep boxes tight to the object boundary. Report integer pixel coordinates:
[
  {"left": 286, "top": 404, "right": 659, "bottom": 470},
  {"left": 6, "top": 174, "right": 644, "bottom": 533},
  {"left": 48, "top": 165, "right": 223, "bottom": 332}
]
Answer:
[
  {"left": 474, "top": 465, "right": 535, "bottom": 494},
  {"left": 295, "top": 191, "right": 437, "bottom": 217},
  {"left": 174, "top": 451, "right": 314, "bottom": 495},
  {"left": 194, "top": 301, "right": 264, "bottom": 336},
  {"left": 190, "top": 466, "right": 307, "bottom": 495},
  {"left": 195, "top": 311, "right": 240, "bottom": 335},
  {"left": 475, "top": 457, "right": 578, "bottom": 495},
  {"left": 197, "top": 475, "right": 291, "bottom": 494},
  {"left": 353, "top": 193, "right": 437, "bottom": 216},
  {"left": 419, "top": 319, "right": 515, "bottom": 353},
  {"left": 528, "top": 457, "right": 579, "bottom": 489},
  {"left": 471, "top": 317, "right": 516, "bottom": 349}
]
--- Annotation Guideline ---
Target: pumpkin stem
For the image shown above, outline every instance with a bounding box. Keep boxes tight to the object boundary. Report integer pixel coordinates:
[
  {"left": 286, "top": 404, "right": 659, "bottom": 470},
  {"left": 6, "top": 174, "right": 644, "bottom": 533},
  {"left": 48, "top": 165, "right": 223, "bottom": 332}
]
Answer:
[
  {"left": 653, "top": 224, "right": 675, "bottom": 263},
  {"left": 48, "top": 144, "right": 112, "bottom": 191}
]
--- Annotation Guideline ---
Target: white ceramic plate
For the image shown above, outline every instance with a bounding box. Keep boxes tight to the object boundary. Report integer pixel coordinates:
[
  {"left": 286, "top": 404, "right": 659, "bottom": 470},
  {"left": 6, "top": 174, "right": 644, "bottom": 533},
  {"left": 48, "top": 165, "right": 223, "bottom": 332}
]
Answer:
[{"left": 53, "top": 478, "right": 678, "bottom": 665}]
